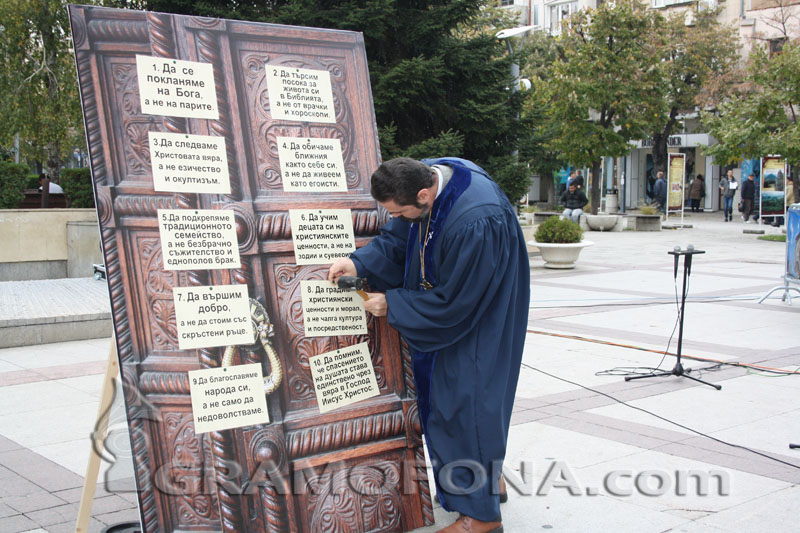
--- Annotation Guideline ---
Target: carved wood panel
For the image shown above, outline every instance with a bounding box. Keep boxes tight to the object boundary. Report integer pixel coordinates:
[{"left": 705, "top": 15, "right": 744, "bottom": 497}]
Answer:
[{"left": 69, "top": 5, "right": 432, "bottom": 532}]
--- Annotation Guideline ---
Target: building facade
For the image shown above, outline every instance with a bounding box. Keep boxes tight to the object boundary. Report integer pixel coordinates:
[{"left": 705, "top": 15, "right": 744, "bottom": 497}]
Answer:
[{"left": 502, "top": 0, "right": 800, "bottom": 210}]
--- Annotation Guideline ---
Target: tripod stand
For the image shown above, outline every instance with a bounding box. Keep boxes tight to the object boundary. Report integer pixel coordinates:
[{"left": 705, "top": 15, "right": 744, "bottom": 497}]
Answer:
[{"left": 626, "top": 246, "right": 721, "bottom": 390}]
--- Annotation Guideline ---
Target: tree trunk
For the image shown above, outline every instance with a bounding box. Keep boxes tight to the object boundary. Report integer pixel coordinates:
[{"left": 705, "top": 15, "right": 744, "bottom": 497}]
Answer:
[
  {"left": 652, "top": 108, "right": 679, "bottom": 176},
  {"left": 590, "top": 159, "right": 601, "bottom": 214},
  {"left": 45, "top": 141, "right": 61, "bottom": 185},
  {"left": 543, "top": 173, "right": 555, "bottom": 206}
]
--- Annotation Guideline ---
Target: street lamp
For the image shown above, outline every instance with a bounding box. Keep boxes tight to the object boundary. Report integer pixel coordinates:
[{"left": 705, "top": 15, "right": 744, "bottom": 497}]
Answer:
[{"left": 496, "top": 25, "right": 539, "bottom": 93}]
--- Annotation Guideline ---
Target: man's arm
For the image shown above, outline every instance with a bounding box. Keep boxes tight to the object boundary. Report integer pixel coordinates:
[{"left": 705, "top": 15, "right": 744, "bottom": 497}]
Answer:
[
  {"left": 327, "top": 216, "right": 410, "bottom": 292},
  {"left": 383, "top": 213, "right": 524, "bottom": 354}
]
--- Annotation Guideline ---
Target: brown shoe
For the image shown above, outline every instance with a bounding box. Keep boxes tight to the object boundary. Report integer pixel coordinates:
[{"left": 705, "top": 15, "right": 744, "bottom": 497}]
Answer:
[
  {"left": 436, "top": 514, "right": 503, "bottom": 533},
  {"left": 498, "top": 475, "right": 508, "bottom": 503}
]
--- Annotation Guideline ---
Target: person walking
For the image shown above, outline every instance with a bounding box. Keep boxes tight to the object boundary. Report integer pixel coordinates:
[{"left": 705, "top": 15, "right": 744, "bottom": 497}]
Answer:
[
  {"left": 688, "top": 174, "right": 705, "bottom": 213},
  {"left": 328, "top": 157, "right": 529, "bottom": 533},
  {"left": 719, "top": 169, "right": 738, "bottom": 222},
  {"left": 654, "top": 171, "right": 667, "bottom": 214},
  {"left": 741, "top": 173, "right": 756, "bottom": 223}
]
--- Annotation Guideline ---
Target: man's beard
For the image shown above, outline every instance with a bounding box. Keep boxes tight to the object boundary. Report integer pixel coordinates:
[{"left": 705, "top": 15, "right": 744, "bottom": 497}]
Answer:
[{"left": 399, "top": 204, "right": 430, "bottom": 224}]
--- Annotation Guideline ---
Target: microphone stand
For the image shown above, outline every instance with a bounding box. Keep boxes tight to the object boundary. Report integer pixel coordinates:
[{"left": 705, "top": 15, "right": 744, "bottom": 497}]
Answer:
[{"left": 626, "top": 247, "right": 721, "bottom": 390}]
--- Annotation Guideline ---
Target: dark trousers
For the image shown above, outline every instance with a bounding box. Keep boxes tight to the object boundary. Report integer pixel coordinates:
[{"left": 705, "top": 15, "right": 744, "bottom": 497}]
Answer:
[
  {"left": 742, "top": 198, "right": 754, "bottom": 221},
  {"left": 689, "top": 198, "right": 702, "bottom": 212}
]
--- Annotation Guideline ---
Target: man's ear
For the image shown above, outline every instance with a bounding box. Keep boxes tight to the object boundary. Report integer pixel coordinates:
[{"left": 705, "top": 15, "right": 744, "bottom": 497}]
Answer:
[{"left": 416, "top": 187, "right": 431, "bottom": 206}]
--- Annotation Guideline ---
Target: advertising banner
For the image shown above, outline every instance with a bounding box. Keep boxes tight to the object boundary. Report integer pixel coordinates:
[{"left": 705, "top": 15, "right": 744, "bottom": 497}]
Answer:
[
  {"left": 760, "top": 156, "right": 788, "bottom": 217},
  {"left": 667, "top": 153, "right": 685, "bottom": 217},
  {"left": 788, "top": 204, "right": 800, "bottom": 280}
]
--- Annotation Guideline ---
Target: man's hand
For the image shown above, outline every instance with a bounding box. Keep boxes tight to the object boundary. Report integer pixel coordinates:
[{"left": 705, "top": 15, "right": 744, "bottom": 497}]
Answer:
[
  {"left": 362, "top": 293, "right": 387, "bottom": 317},
  {"left": 327, "top": 258, "right": 357, "bottom": 285}
]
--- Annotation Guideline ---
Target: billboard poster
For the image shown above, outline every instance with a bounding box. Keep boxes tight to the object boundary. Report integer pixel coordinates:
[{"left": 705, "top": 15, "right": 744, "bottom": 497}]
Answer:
[
  {"left": 760, "top": 156, "right": 788, "bottom": 217},
  {"left": 788, "top": 204, "right": 800, "bottom": 280},
  {"left": 68, "top": 5, "right": 431, "bottom": 532},
  {"left": 742, "top": 159, "right": 761, "bottom": 218},
  {"left": 667, "top": 153, "right": 685, "bottom": 215}
]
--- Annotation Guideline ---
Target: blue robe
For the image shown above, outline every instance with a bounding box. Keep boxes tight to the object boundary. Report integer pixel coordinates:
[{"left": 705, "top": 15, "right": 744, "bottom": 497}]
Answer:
[{"left": 351, "top": 158, "right": 530, "bottom": 521}]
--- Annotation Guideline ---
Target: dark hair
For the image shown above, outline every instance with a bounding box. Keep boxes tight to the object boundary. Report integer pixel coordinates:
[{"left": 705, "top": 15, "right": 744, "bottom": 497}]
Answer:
[
  {"left": 370, "top": 157, "right": 433, "bottom": 206},
  {"left": 696, "top": 174, "right": 703, "bottom": 180}
]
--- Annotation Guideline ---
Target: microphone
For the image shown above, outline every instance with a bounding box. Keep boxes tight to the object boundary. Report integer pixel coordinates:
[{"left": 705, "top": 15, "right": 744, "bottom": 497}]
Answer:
[{"left": 673, "top": 246, "right": 681, "bottom": 278}]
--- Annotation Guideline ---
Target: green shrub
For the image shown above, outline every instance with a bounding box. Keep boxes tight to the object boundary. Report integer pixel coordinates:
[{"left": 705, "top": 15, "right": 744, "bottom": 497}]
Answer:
[
  {"left": 26, "top": 174, "right": 40, "bottom": 189},
  {"left": 534, "top": 215, "right": 583, "bottom": 243},
  {"left": 757, "top": 234, "right": 786, "bottom": 242},
  {"left": 60, "top": 168, "right": 95, "bottom": 208},
  {"left": 639, "top": 203, "right": 660, "bottom": 215},
  {"left": 0, "top": 162, "right": 30, "bottom": 209}
]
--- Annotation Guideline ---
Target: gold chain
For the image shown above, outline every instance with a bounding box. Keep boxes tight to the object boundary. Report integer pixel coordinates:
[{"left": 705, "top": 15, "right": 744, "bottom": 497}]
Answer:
[{"left": 418, "top": 213, "right": 433, "bottom": 290}]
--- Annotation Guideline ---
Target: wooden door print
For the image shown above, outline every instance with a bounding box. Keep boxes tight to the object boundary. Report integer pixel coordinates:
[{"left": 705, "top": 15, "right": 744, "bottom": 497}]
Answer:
[{"left": 68, "top": 5, "right": 432, "bottom": 532}]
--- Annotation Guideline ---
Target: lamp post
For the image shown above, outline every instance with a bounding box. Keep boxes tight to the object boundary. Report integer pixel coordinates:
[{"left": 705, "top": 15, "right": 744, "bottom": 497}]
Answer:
[
  {"left": 496, "top": 25, "right": 538, "bottom": 94},
  {"left": 497, "top": 25, "right": 538, "bottom": 206}
]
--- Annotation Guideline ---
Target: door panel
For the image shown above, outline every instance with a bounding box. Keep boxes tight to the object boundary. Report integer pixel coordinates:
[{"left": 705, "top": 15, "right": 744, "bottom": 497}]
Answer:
[{"left": 69, "top": 5, "right": 431, "bottom": 532}]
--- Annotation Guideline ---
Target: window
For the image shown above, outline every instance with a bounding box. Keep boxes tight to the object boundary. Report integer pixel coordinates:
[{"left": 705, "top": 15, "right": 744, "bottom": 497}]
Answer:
[
  {"left": 549, "top": 1, "right": 578, "bottom": 34},
  {"left": 769, "top": 37, "right": 786, "bottom": 56},
  {"left": 500, "top": 0, "right": 514, "bottom": 6},
  {"left": 533, "top": 5, "right": 539, "bottom": 27}
]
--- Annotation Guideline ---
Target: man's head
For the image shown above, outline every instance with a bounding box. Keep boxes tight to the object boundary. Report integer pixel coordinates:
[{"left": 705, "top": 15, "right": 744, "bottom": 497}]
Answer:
[
  {"left": 569, "top": 170, "right": 576, "bottom": 179},
  {"left": 727, "top": 169, "right": 734, "bottom": 178},
  {"left": 657, "top": 171, "right": 664, "bottom": 179},
  {"left": 748, "top": 173, "right": 755, "bottom": 181},
  {"left": 371, "top": 157, "right": 436, "bottom": 222},
  {"left": 567, "top": 183, "right": 576, "bottom": 193}
]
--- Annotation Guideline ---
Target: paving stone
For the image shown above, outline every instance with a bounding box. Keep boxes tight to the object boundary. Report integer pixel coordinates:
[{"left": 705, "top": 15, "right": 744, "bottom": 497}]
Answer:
[
  {"left": 26, "top": 502, "right": 79, "bottom": 527},
  {"left": 0, "top": 435, "right": 22, "bottom": 453},
  {"left": 4, "top": 490, "right": 67, "bottom": 513},
  {"left": 0, "top": 514, "right": 39, "bottom": 533},
  {"left": 0, "top": 470, "right": 42, "bottom": 499},
  {"left": 0, "top": 449, "right": 83, "bottom": 492},
  {"left": 89, "top": 494, "right": 138, "bottom": 515},
  {"left": 93, "top": 507, "right": 141, "bottom": 527},
  {"left": 45, "top": 517, "right": 106, "bottom": 533},
  {"left": 0, "top": 502, "right": 17, "bottom": 519}
]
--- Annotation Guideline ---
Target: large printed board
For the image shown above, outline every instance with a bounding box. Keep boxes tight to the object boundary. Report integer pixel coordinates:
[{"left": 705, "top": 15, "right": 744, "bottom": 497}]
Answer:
[{"left": 68, "top": 6, "right": 431, "bottom": 532}]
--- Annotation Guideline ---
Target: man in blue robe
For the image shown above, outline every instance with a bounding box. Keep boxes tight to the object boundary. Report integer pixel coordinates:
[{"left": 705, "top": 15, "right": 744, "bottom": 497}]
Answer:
[{"left": 328, "top": 157, "right": 529, "bottom": 533}]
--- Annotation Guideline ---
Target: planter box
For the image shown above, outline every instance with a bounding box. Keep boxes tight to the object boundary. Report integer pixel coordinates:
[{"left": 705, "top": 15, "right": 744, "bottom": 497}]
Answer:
[
  {"left": 528, "top": 240, "right": 594, "bottom": 269},
  {"left": 624, "top": 214, "right": 662, "bottom": 231},
  {"left": 583, "top": 214, "right": 623, "bottom": 232}
]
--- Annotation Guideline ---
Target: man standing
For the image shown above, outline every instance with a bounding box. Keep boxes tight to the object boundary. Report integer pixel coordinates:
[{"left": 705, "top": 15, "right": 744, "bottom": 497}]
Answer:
[
  {"left": 741, "top": 173, "right": 756, "bottom": 223},
  {"left": 654, "top": 171, "right": 667, "bottom": 214},
  {"left": 328, "top": 157, "right": 529, "bottom": 533},
  {"left": 572, "top": 169, "right": 585, "bottom": 190},
  {"left": 719, "top": 169, "right": 738, "bottom": 222},
  {"left": 565, "top": 169, "right": 577, "bottom": 191},
  {"left": 560, "top": 182, "right": 589, "bottom": 223}
]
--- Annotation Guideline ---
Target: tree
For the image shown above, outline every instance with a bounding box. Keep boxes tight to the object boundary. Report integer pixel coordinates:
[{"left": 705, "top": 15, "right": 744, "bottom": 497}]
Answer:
[
  {"left": 648, "top": 7, "right": 739, "bottom": 176},
  {"left": 143, "top": 0, "right": 530, "bottom": 201},
  {"left": 0, "top": 0, "right": 84, "bottom": 182},
  {"left": 541, "top": 0, "right": 666, "bottom": 213},
  {"left": 701, "top": 40, "right": 800, "bottom": 165},
  {"left": 519, "top": 31, "right": 567, "bottom": 205}
]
